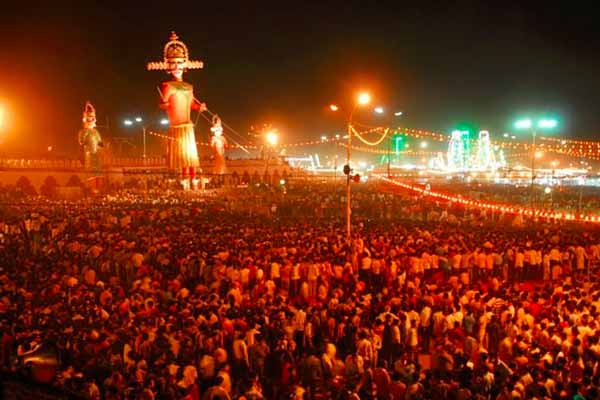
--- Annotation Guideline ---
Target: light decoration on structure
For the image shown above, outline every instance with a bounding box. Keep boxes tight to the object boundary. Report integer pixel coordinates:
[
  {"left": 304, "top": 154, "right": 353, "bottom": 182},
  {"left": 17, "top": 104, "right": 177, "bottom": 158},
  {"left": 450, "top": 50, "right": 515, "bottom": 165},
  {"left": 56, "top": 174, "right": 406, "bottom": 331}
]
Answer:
[
  {"left": 376, "top": 174, "right": 600, "bottom": 224},
  {"left": 337, "top": 142, "right": 439, "bottom": 156}
]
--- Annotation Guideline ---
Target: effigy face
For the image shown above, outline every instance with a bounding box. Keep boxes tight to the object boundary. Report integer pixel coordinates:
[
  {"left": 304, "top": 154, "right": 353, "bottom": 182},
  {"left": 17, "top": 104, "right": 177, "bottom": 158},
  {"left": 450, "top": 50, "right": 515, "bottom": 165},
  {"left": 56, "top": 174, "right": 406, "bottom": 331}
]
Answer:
[
  {"left": 168, "top": 59, "right": 186, "bottom": 80},
  {"left": 83, "top": 116, "right": 96, "bottom": 130}
]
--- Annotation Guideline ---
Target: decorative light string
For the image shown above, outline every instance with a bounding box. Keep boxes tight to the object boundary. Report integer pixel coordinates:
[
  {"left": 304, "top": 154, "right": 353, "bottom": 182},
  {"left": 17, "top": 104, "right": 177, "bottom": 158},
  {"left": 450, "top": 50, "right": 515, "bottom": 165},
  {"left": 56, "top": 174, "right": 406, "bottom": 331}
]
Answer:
[
  {"left": 351, "top": 126, "right": 390, "bottom": 146},
  {"left": 147, "top": 125, "right": 600, "bottom": 161},
  {"left": 540, "top": 136, "right": 600, "bottom": 146},
  {"left": 376, "top": 174, "right": 600, "bottom": 224}
]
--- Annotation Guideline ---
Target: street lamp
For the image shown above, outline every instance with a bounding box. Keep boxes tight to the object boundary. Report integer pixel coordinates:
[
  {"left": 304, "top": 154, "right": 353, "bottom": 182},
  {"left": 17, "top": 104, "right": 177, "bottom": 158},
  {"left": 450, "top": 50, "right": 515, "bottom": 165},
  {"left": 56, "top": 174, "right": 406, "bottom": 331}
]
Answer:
[
  {"left": 332, "top": 91, "right": 371, "bottom": 241},
  {"left": 266, "top": 130, "right": 279, "bottom": 146},
  {"left": 358, "top": 93, "right": 371, "bottom": 105},
  {"left": 514, "top": 117, "right": 558, "bottom": 210},
  {"left": 124, "top": 117, "right": 147, "bottom": 161},
  {"left": 264, "top": 129, "right": 279, "bottom": 180},
  {"left": 374, "top": 106, "right": 384, "bottom": 114},
  {"left": 124, "top": 117, "right": 169, "bottom": 162}
]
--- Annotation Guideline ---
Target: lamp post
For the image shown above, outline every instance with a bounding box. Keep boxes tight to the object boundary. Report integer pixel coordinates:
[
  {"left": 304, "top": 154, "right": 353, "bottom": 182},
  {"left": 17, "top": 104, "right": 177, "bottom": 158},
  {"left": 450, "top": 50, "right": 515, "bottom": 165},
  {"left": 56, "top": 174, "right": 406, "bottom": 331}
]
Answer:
[
  {"left": 124, "top": 117, "right": 147, "bottom": 162},
  {"left": 514, "top": 118, "right": 558, "bottom": 210},
  {"left": 124, "top": 117, "right": 169, "bottom": 164},
  {"left": 330, "top": 93, "right": 371, "bottom": 241},
  {"left": 264, "top": 129, "right": 279, "bottom": 181}
]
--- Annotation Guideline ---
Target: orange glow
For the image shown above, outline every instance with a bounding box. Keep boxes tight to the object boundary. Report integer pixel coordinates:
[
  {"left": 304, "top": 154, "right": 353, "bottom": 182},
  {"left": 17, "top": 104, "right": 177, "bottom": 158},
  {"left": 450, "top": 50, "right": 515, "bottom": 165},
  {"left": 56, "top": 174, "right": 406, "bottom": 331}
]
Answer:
[
  {"left": 266, "top": 131, "right": 279, "bottom": 146},
  {"left": 0, "top": 105, "right": 5, "bottom": 129},
  {"left": 329, "top": 104, "right": 339, "bottom": 112},
  {"left": 357, "top": 92, "right": 371, "bottom": 105}
]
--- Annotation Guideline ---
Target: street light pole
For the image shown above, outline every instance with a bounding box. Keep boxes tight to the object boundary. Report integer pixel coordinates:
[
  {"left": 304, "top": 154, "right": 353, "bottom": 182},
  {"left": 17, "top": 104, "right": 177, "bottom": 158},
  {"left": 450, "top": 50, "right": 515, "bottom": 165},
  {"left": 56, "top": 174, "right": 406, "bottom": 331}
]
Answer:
[
  {"left": 346, "top": 107, "right": 354, "bottom": 242},
  {"left": 516, "top": 118, "right": 558, "bottom": 211},
  {"left": 142, "top": 126, "right": 147, "bottom": 163},
  {"left": 330, "top": 94, "right": 369, "bottom": 243}
]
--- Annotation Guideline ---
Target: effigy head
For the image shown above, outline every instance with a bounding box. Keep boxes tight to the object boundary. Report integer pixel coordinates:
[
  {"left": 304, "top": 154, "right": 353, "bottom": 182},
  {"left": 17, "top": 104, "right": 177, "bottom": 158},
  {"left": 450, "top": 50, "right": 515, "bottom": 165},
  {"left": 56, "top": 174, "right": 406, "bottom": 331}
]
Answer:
[
  {"left": 147, "top": 31, "right": 203, "bottom": 79},
  {"left": 82, "top": 101, "right": 96, "bottom": 129}
]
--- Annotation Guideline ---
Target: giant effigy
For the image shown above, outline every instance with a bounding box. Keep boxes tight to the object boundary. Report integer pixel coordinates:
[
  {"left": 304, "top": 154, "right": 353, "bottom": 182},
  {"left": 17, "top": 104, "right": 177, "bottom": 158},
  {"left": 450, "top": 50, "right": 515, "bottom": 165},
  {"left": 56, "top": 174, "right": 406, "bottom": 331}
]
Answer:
[
  {"left": 210, "top": 114, "right": 227, "bottom": 174},
  {"left": 147, "top": 32, "right": 206, "bottom": 175},
  {"left": 78, "top": 101, "right": 103, "bottom": 171}
]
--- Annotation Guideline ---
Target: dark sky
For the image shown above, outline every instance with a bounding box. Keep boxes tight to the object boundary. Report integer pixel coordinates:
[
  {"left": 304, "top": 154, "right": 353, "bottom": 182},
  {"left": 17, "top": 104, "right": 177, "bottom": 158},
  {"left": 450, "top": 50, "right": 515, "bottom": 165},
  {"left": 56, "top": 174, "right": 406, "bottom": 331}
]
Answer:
[{"left": 1, "top": 1, "right": 600, "bottom": 155}]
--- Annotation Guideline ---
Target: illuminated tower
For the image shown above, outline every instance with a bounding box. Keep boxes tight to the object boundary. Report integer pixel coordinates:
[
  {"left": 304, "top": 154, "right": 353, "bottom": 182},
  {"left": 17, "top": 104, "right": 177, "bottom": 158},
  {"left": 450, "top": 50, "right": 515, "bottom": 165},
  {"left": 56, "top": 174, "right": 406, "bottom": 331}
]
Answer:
[
  {"left": 475, "top": 130, "right": 494, "bottom": 171},
  {"left": 447, "top": 130, "right": 465, "bottom": 171}
]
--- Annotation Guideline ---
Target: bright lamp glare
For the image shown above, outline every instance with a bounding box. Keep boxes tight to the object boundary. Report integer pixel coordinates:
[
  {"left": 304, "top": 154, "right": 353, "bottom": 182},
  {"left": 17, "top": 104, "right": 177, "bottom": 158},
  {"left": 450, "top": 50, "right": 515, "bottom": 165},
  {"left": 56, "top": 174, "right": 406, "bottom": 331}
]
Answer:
[
  {"left": 266, "top": 131, "right": 279, "bottom": 146},
  {"left": 394, "top": 111, "right": 403, "bottom": 116},
  {"left": 160, "top": 118, "right": 169, "bottom": 125},
  {"left": 124, "top": 119, "right": 133, "bottom": 126},
  {"left": 329, "top": 104, "right": 339, "bottom": 112},
  {"left": 374, "top": 106, "right": 384, "bottom": 114},
  {"left": 538, "top": 119, "right": 557, "bottom": 129},
  {"left": 321, "top": 135, "right": 327, "bottom": 141},
  {"left": 420, "top": 141, "right": 428, "bottom": 149},
  {"left": 544, "top": 187, "right": 552, "bottom": 194},
  {"left": 357, "top": 93, "right": 371, "bottom": 105},
  {"left": 515, "top": 119, "right": 532, "bottom": 129},
  {"left": 135, "top": 117, "right": 143, "bottom": 122}
]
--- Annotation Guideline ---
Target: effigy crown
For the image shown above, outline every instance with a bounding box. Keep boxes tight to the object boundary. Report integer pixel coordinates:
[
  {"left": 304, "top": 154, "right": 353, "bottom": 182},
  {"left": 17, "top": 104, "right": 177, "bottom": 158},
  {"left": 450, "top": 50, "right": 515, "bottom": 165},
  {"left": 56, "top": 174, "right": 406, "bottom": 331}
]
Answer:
[
  {"left": 147, "top": 31, "right": 204, "bottom": 71},
  {"left": 82, "top": 101, "right": 96, "bottom": 123}
]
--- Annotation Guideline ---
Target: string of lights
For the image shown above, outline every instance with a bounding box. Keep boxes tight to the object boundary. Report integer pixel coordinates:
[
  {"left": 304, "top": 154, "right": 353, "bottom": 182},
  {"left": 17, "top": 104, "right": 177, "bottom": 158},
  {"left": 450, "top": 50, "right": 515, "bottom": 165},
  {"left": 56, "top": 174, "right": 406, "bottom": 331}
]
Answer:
[
  {"left": 351, "top": 126, "right": 390, "bottom": 146},
  {"left": 337, "top": 142, "right": 440, "bottom": 157},
  {"left": 540, "top": 136, "right": 600, "bottom": 146},
  {"left": 148, "top": 126, "right": 600, "bottom": 161},
  {"left": 376, "top": 175, "right": 600, "bottom": 224}
]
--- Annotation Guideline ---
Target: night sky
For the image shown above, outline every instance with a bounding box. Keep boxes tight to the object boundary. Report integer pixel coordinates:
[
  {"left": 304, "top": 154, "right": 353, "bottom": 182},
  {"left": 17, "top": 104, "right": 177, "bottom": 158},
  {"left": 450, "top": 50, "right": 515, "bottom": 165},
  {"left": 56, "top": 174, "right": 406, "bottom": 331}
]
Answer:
[{"left": 1, "top": 1, "right": 600, "bottom": 156}]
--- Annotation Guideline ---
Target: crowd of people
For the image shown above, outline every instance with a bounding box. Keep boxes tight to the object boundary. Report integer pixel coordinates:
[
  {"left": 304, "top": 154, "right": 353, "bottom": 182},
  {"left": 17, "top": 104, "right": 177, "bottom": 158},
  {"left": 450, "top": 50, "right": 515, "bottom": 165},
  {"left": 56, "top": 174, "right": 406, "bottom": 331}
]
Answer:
[{"left": 2, "top": 181, "right": 600, "bottom": 399}]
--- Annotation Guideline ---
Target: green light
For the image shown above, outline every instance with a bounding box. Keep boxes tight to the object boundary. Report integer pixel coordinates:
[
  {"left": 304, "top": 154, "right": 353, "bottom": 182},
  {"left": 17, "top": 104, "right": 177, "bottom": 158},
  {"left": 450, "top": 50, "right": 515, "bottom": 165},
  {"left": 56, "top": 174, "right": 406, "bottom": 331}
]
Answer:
[
  {"left": 515, "top": 119, "right": 532, "bottom": 129},
  {"left": 538, "top": 119, "right": 557, "bottom": 129},
  {"left": 393, "top": 134, "right": 405, "bottom": 154}
]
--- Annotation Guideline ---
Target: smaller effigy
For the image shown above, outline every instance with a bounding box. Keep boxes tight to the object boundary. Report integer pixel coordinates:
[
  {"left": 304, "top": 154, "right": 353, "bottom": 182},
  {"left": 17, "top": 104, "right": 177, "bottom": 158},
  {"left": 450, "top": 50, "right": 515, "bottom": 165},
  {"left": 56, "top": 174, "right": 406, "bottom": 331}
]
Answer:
[
  {"left": 78, "top": 101, "right": 103, "bottom": 171},
  {"left": 210, "top": 114, "right": 227, "bottom": 174}
]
